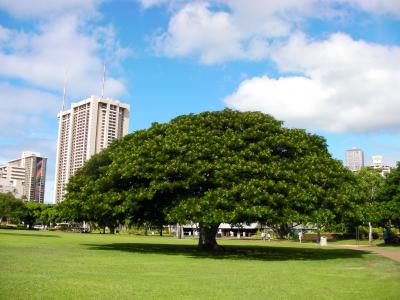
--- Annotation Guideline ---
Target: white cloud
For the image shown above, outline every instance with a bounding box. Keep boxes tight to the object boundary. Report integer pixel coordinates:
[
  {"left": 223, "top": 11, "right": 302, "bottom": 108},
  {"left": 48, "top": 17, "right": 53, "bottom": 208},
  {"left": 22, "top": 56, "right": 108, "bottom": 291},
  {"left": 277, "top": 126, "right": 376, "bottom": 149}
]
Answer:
[
  {"left": 0, "top": 25, "right": 10, "bottom": 41},
  {"left": 0, "top": 14, "right": 127, "bottom": 99},
  {"left": 0, "top": 0, "right": 101, "bottom": 18},
  {"left": 0, "top": 82, "right": 59, "bottom": 137},
  {"left": 154, "top": 2, "right": 245, "bottom": 64},
  {"left": 224, "top": 33, "right": 400, "bottom": 133},
  {"left": 153, "top": 1, "right": 309, "bottom": 63},
  {"left": 226, "top": 0, "right": 321, "bottom": 35},
  {"left": 138, "top": 0, "right": 169, "bottom": 9},
  {"left": 153, "top": 0, "right": 400, "bottom": 64},
  {"left": 339, "top": 0, "right": 400, "bottom": 17}
]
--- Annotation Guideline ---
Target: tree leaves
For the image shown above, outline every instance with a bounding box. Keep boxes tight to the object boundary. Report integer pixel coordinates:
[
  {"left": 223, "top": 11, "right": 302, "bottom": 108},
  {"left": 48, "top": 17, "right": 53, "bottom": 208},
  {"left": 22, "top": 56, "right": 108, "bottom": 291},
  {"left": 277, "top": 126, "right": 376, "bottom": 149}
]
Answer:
[{"left": 64, "top": 109, "right": 356, "bottom": 231}]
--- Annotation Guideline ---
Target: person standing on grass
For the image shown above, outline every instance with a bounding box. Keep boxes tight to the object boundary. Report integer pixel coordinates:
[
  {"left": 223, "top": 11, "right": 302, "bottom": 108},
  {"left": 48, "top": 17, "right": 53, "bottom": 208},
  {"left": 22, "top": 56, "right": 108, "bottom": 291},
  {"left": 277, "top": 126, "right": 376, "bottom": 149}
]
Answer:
[
  {"left": 299, "top": 230, "right": 303, "bottom": 243},
  {"left": 261, "top": 231, "right": 265, "bottom": 241},
  {"left": 383, "top": 229, "right": 391, "bottom": 245},
  {"left": 266, "top": 232, "right": 271, "bottom": 242}
]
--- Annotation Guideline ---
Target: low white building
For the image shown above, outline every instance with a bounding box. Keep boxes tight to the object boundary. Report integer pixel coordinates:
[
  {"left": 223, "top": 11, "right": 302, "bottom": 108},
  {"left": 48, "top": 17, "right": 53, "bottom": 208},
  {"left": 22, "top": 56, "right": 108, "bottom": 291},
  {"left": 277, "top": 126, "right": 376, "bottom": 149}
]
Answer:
[{"left": 371, "top": 155, "right": 392, "bottom": 176}]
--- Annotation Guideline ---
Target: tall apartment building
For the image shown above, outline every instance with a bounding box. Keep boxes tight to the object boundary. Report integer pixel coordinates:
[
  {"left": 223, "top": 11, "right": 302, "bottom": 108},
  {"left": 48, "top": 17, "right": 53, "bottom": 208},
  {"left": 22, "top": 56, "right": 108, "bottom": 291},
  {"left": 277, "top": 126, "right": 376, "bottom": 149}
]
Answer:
[
  {"left": 0, "top": 151, "right": 47, "bottom": 202},
  {"left": 54, "top": 96, "right": 129, "bottom": 203},
  {"left": 345, "top": 147, "right": 364, "bottom": 172}
]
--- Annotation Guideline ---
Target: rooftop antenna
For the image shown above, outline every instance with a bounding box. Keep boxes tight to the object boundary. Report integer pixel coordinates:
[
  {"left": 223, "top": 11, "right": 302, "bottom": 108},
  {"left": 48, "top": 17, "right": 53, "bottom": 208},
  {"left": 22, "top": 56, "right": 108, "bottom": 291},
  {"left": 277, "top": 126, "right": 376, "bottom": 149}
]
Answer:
[
  {"left": 61, "top": 69, "right": 68, "bottom": 111},
  {"left": 101, "top": 62, "right": 106, "bottom": 99}
]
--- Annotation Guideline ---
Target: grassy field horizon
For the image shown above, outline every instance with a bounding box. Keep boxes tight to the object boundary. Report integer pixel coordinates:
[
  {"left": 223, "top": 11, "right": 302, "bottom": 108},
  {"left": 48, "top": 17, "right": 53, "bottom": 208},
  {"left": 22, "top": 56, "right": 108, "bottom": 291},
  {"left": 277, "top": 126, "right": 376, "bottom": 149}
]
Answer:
[{"left": 1, "top": 229, "right": 399, "bottom": 299}]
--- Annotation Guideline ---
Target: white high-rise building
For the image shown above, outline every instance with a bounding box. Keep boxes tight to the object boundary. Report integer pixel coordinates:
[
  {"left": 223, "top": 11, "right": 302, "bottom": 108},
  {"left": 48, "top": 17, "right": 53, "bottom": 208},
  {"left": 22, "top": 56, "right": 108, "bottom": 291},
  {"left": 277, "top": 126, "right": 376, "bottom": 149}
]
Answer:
[
  {"left": 371, "top": 155, "right": 392, "bottom": 176},
  {"left": 54, "top": 96, "right": 129, "bottom": 203},
  {"left": 345, "top": 147, "right": 364, "bottom": 172},
  {"left": 0, "top": 151, "right": 47, "bottom": 202},
  {"left": 372, "top": 155, "right": 383, "bottom": 169}
]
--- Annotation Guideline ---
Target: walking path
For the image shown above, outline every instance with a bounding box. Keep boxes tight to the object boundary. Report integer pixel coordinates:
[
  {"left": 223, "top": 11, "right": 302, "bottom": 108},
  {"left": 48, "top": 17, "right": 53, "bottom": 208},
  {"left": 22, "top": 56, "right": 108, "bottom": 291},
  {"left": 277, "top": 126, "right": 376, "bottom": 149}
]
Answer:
[{"left": 333, "top": 244, "right": 400, "bottom": 262}]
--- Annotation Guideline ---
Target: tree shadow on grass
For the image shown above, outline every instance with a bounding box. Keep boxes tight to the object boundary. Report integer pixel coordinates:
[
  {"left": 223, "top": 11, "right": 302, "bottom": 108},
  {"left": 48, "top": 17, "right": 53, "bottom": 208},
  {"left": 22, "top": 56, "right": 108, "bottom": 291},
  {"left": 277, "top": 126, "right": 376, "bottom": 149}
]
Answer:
[
  {"left": 82, "top": 242, "right": 369, "bottom": 261},
  {"left": 0, "top": 232, "right": 60, "bottom": 238}
]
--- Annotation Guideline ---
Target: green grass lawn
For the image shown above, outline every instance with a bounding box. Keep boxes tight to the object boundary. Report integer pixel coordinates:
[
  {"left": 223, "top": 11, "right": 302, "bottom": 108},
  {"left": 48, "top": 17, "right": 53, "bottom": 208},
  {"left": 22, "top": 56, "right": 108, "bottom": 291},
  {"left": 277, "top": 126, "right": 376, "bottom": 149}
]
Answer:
[
  {"left": 322, "top": 238, "right": 400, "bottom": 251},
  {"left": 1, "top": 230, "right": 399, "bottom": 300}
]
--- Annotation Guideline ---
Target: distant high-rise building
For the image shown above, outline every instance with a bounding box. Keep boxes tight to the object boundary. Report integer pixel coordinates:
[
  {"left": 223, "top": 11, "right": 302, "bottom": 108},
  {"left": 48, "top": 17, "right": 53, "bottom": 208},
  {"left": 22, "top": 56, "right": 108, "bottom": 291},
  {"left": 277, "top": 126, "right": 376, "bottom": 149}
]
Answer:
[
  {"left": 54, "top": 96, "right": 129, "bottom": 203},
  {"left": 0, "top": 152, "right": 47, "bottom": 202},
  {"left": 345, "top": 147, "right": 364, "bottom": 171}
]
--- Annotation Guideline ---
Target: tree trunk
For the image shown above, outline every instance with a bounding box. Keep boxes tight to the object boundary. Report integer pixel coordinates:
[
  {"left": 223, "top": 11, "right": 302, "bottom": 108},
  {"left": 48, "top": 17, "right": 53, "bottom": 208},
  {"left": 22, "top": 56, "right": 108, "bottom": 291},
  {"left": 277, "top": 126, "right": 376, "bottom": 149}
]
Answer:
[
  {"left": 176, "top": 224, "right": 183, "bottom": 239},
  {"left": 198, "top": 224, "right": 221, "bottom": 251},
  {"left": 368, "top": 222, "right": 373, "bottom": 245},
  {"left": 316, "top": 224, "right": 321, "bottom": 243},
  {"left": 275, "top": 224, "right": 291, "bottom": 239},
  {"left": 109, "top": 226, "right": 115, "bottom": 234}
]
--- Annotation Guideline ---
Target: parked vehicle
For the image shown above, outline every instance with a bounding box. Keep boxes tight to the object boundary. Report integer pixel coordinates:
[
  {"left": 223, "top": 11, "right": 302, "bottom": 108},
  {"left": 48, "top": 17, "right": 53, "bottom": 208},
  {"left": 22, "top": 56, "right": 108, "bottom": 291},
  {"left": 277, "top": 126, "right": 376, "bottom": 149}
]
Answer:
[{"left": 33, "top": 224, "right": 45, "bottom": 230}]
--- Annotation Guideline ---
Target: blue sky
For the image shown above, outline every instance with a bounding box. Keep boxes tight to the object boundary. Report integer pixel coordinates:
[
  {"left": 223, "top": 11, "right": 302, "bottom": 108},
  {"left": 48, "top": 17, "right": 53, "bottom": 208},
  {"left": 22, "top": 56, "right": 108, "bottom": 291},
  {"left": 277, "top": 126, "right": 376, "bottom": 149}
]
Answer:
[{"left": 0, "top": 0, "right": 399, "bottom": 203}]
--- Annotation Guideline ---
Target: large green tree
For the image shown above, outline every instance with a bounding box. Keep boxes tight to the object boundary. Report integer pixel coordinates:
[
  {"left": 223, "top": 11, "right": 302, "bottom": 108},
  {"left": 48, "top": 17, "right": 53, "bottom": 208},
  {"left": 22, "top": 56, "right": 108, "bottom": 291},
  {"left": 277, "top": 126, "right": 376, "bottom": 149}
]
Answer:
[
  {"left": 65, "top": 110, "right": 356, "bottom": 249},
  {"left": 0, "top": 193, "right": 60, "bottom": 228},
  {"left": 0, "top": 192, "right": 25, "bottom": 224},
  {"left": 377, "top": 162, "right": 400, "bottom": 229},
  {"left": 64, "top": 150, "right": 127, "bottom": 233},
  {"left": 39, "top": 204, "right": 60, "bottom": 226},
  {"left": 353, "top": 168, "right": 385, "bottom": 243},
  {"left": 22, "top": 202, "right": 45, "bottom": 229}
]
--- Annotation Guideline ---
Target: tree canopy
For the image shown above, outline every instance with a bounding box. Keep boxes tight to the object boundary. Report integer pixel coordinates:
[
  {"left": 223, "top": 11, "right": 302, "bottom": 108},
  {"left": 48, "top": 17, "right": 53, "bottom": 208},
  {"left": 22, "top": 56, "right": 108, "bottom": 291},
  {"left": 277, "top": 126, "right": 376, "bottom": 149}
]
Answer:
[
  {"left": 0, "top": 192, "right": 59, "bottom": 227},
  {"left": 63, "top": 151, "right": 126, "bottom": 233},
  {"left": 0, "top": 192, "right": 25, "bottom": 223},
  {"left": 65, "top": 109, "right": 356, "bottom": 249},
  {"left": 353, "top": 167, "right": 385, "bottom": 225},
  {"left": 377, "top": 162, "right": 400, "bottom": 229}
]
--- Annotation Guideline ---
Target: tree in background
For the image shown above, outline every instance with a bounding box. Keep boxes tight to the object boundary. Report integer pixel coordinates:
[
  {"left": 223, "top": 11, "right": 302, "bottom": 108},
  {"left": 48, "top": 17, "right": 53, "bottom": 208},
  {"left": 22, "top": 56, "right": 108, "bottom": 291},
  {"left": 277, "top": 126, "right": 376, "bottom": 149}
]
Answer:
[
  {"left": 21, "top": 202, "right": 44, "bottom": 229},
  {"left": 64, "top": 150, "right": 127, "bottom": 233},
  {"left": 378, "top": 162, "right": 400, "bottom": 230},
  {"left": 0, "top": 192, "right": 25, "bottom": 224},
  {"left": 353, "top": 168, "right": 385, "bottom": 244},
  {"left": 0, "top": 193, "right": 58, "bottom": 228},
  {"left": 39, "top": 204, "right": 60, "bottom": 226}
]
